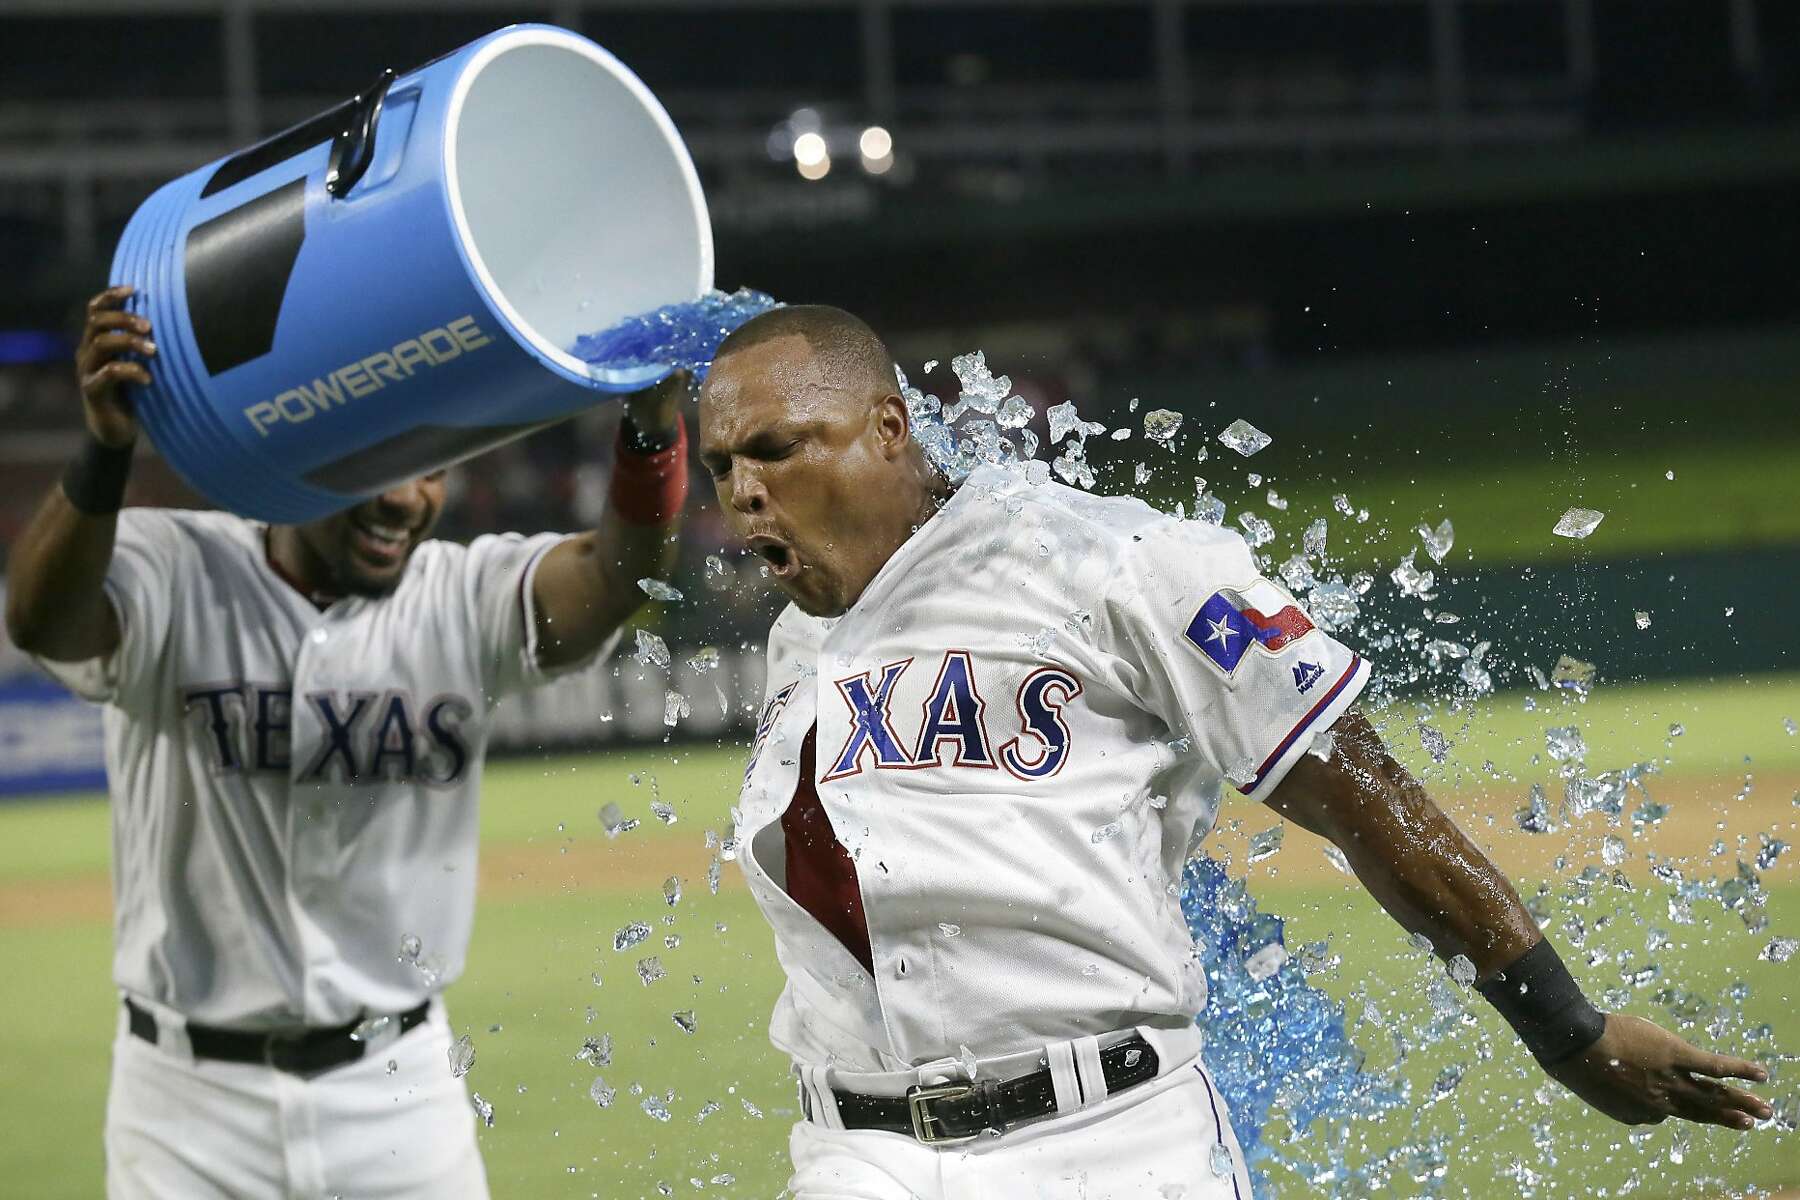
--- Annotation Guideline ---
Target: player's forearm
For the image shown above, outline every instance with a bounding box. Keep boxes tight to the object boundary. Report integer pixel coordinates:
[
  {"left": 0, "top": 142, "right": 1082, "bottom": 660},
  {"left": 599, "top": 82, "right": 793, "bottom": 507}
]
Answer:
[
  {"left": 1267, "top": 711, "right": 1539, "bottom": 977},
  {"left": 531, "top": 412, "right": 688, "bottom": 670},
  {"left": 4, "top": 481, "right": 121, "bottom": 661}
]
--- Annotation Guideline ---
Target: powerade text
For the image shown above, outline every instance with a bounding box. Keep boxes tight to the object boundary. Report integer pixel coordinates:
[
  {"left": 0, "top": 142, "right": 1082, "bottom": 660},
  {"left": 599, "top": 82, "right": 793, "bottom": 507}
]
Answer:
[{"left": 242, "top": 315, "right": 493, "bottom": 437}]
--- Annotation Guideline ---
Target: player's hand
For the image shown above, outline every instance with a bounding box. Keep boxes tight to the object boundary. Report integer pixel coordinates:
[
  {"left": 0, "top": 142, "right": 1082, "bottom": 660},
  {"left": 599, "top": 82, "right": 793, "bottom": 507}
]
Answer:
[
  {"left": 1544, "top": 1012, "right": 1773, "bottom": 1129},
  {"left": 623, "top": 368, "right": 692, "bottom": 442},
  {"left": 76, "top": 285, "right": 153, "bottom": 449}
]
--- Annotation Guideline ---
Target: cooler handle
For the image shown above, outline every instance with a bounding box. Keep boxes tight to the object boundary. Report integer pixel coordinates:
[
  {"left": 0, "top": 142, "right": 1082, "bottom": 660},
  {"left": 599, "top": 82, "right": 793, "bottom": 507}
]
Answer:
[{"left": 325, "top": 68, "right": 397, "bottom": 199}]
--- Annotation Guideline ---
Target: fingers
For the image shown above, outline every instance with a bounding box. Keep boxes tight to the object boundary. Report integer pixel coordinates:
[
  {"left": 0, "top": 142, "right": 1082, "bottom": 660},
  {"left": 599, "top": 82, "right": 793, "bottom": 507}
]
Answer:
[
  {"left": 1678, "top": 1048, "right": 1770, "bottom": 1083},
  {"left": 77, "top": 330, "right": 157, "bottom": 381},
  {"left": 1671, "top": 1074, "right": 1775, "bottom": 1130},
  {"left": 82, "top": 359, "right": 152, "bottom": 393},
  {"left": 87, "top": 284, "right": 135, "bottom": 314},
  {"left": 86, "top": 310, "right": 151, "bottom": 339}
]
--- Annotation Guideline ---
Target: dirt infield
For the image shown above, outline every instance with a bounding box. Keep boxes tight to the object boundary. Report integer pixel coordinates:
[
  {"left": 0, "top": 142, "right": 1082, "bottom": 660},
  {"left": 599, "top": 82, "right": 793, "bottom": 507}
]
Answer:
[{"left": 2, "top": 769, "right": 1793, "bottom": 931}]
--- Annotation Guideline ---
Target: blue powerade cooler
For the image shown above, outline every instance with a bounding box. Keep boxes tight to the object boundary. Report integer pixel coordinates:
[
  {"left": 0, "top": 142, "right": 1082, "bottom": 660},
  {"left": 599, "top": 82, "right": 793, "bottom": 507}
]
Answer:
[{"left": 111, "top": 23, "right": 713, "bottom": 523}]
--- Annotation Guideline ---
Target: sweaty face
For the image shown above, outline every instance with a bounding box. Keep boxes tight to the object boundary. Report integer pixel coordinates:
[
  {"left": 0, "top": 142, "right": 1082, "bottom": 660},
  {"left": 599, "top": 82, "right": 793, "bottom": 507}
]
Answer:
[
  {"left": 297, "top": 473, "right": 447, "bottom": 597},
  {"left": 699, "top": 336, "right": 913, "bottom": 617}
]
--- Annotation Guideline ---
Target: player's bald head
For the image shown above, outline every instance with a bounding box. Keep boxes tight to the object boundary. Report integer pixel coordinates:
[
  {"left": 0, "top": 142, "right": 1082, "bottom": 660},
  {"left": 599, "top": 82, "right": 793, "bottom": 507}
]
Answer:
[{"left": 705, "top": 305, "right": 898, "bottom": 413}]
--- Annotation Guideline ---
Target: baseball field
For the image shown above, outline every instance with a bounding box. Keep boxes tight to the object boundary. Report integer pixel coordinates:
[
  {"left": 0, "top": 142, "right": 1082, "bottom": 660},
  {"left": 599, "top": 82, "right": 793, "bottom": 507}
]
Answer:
[{"left": 1, "top": 673, "right": 1794, "bottom": 1198}]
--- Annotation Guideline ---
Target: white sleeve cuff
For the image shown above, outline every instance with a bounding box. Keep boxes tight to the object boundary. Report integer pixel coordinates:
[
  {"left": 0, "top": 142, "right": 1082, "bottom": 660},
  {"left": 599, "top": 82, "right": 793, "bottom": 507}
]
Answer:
[{"left": 1235, "top": 654, "right": 1369, "bottom": 799}]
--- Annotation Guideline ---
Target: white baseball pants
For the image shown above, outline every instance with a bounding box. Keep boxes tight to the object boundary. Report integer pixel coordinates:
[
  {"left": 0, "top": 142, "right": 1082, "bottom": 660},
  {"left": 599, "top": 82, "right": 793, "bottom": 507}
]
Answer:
[
  {"left": 788, "top": 1055, "right": 1255, "bottom": 1200},
  {"left": 104, "top": 1001, "right": 488, "bottom": 1200}
]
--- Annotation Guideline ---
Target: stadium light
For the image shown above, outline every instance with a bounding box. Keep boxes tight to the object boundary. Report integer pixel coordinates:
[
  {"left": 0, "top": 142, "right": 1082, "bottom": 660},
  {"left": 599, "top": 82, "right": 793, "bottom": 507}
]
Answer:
[
  {"left": 858, "top": 126, "right": 892, "bottom": 160},
  {"left": 792, "top": 131, "right": 828, "bottom": 168},
  {"left": 796, "top": 152, "right": 831, "bottom": 181}
]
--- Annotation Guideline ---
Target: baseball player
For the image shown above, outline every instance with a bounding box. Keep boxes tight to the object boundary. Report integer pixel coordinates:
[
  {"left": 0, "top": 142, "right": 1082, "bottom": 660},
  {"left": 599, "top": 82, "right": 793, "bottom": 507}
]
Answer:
[
  {"left": 3, "top": 286, "right": 691, "bottom": 1199},
  {"left": 695, "top": 305, "right": 1774, "bottom": 1199}
]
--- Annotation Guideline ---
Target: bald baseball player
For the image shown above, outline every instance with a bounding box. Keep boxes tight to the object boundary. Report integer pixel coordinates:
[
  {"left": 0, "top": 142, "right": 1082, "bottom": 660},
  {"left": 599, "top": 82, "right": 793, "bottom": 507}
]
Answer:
[
  {"left": 696, "top": 306, "right": 1774, "bottom": 1199},
  {"left": 4, "top": 286, "right": 692, "bottom": 1199}
]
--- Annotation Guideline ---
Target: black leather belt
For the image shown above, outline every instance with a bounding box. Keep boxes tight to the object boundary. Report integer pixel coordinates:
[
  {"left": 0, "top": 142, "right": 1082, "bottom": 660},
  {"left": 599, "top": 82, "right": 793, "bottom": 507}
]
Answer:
[
  {"left": 823, "top": 1036, "right": 1160, "bottom": 1144},
  {"left": 125, "top": 997, "right": 430, "bottom": 1076}
]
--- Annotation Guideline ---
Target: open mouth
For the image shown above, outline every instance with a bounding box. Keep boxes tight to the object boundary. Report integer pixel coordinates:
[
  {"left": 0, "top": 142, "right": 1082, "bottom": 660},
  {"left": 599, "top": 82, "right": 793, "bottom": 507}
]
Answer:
[{"left": 747, "top": 533, "right": 799, "bottom": 580}]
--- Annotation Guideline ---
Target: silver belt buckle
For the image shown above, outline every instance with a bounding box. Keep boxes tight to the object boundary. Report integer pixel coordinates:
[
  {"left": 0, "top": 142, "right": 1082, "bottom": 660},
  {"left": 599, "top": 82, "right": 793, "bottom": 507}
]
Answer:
[{"left": 907, "top": 1081, "right": 979, "bottom": 1145}]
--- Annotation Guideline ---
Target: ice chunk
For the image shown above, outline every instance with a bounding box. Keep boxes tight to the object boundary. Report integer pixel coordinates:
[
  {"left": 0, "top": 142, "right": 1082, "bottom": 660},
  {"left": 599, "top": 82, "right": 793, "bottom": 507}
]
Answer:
[
  {"left": 1553, "top": 507, "right": 1605, "bottom": 539},
  {"left": 1306, "top": 580, "right": 1359, "bottom": 631},
  {"left": 1244, "top": 942, "right": 1288, "bottom": 983},
  {"left": 996, "top": 394, "right": 1033, "bottom": 430},
  {"left": 1759, "top": 938, "right": 1797, "bottom": 963},
  {"left": 1091, "top": 821, "right": 1123, "bottom": 844},
  {"left": 1236, "top": 511, "right": 1276, "bottom": 548},
  {"left": 1551, "top": 655, "right": 1596, "bottom": 696},
  {"left": 1322, "top": 844, "right": 1352, "bottom": 875},
  {"left": 613, "top": 922, "right": 651, "bottom": 951},
  {"left": 938, "top": 922, "right": 962, "bottom": 937},
  {"left": 1143, "top": 409, "right": 1184, "bottom": 444},
  {"left": 1418, "top": 723, "right": 1451, "bottom": 764},
  {"left": 1545, "top": 725, "right": 1586, "bottom": 762},
  {"left": 1046, "top": 401, "right": 1083, "bottom": 445},
  {"left": 1515, "top": 783, "right": 1558, "bottom": 834},
  {"left": 672, "top": 1010, "right": 697, "bottom": 1034},
  {"left": 398, "top": 933, "right": 422, "bottom": 964},
  {"left": 641, "top": 1093, "right": 673, "bottom": 1122},
  {"left": 662, "top": 689, "right": 691, "bottom": 727},
  {"left": 1447, "top": 954, "right": 1476, "bottom": 990},
  {"left": 650, "top": 801, "right": 676, "bottom": 825},
  {"left": 663, "top": 875, "right": 682, "bottom": 906},
  {"left": 600, "top": 803, "right": 639, "bottom": 838},
  {"left": 1391, "top": 550, "right": 1435, "bottom": 599},
  {"left": 1192, "top": 483, "right": 1226, "bottom": 526},
  {"left": 1217, "top": 419, "right": 1271, "bottom": 457},
  {"left": 471, "top": 1093, "right": 495, "bottom": 1127},
  {"left": 633, "top": 629, "right": 671, "bottom": 670},
  {"left": 448, "top": 1034, "right": 476, "bottom": 1078},
  {"left": 1417, "top": 518, "right": 1454, "bottom": 563},
  {"left": 636, "top": 956, "right": 667, "bottom": 985},
  {"left": 1303, "top": 518, "right": 1327, "bottom": 558},
  {"left": 686, "top": 647, "right": 720, "bottom": 672},
  {"left": 1602, "top": 835, "right": 1627, "bottom": 867},
  {"left": 1279, "top": 556, "right": 1317, "bottom": 592},
  {"left": 951, "top": 350, "right": 1010, "bottom": 415},
  {"left": 1247, "top": 825, "right": 1284, "bottom": 863},
  {"left": 589, "top": 1077, "right": 615, "bottom": 1108},
  {"left": 1634, "top": 611, "right": 1652, "bottom": 630},
  {"left": 638, "top": 578, "right": 683, "bottom": 602}
]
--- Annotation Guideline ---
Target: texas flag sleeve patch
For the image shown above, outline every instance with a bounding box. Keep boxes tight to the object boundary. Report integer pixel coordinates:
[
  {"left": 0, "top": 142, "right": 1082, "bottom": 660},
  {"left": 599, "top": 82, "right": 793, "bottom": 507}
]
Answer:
[{"left": 1182, "top": 582, "right": 1317, "bottom": 678}]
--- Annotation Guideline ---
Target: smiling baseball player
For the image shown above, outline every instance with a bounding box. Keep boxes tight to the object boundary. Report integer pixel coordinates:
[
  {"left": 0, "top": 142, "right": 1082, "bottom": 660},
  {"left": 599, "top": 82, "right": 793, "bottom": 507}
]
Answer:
[
  {"left": 696, "top": 305, "right": 1774, "bottom": 1199},
  {"left": 3, "top": 286, "right": 691, "bottom": 1199}
]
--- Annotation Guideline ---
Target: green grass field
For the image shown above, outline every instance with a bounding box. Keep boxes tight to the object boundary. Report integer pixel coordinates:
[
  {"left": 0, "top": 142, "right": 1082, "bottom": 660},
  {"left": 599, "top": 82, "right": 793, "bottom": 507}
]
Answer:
[{"left": 1, "top": 676, "right": 1794, "bottom": 1198}]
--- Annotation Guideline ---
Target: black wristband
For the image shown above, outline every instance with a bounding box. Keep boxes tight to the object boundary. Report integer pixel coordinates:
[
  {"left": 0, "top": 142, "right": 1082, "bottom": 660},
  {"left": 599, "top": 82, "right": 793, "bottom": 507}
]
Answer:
[
  {"left": 61, "top": 435, "right": 135, "bottom": 515},
  {"left": 619, "top": 412, "right": 679, "bottom": 457},
  {"left": 1476, "top": 938, "right": 1607, "bottom": 1066}
]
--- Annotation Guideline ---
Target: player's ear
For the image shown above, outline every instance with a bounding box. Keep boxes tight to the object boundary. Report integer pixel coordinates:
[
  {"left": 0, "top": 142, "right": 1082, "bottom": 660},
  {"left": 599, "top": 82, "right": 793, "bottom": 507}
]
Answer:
[{"left": 873, "top": 393, "right": 910, "bottom": 461}]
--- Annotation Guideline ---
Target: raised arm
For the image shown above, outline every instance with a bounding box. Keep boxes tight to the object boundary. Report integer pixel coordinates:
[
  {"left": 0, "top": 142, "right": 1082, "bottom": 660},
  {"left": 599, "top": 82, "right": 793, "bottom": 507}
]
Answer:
[
  {"left": 528, "top": 371, "right": 690, "bottom": 670},
  {"left": 4, "top": 286, "right": 151, "bottom": 662},
  {"left": 1266, "top": 708, "right": 1774, "bottom": 1130}
]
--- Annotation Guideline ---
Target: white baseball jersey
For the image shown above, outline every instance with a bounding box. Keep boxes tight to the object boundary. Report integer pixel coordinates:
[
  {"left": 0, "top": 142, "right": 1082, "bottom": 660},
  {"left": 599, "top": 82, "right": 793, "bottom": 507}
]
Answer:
[
  {"left": 734, "top": 463, "right": 1368, "bottom": 1072},
  {"left": 35, "top": 507, "right": 598, "bottom": 1030}
]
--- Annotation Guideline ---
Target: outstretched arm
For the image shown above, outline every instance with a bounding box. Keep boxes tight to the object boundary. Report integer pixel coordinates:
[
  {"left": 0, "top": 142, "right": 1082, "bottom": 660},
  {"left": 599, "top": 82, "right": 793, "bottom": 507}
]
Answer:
[
  {"left": 1265, "top": 708, "right": 1773, "bottom": 1130},
  {"left": 528, "top": 371, "right": 690, "bottom": 670}
]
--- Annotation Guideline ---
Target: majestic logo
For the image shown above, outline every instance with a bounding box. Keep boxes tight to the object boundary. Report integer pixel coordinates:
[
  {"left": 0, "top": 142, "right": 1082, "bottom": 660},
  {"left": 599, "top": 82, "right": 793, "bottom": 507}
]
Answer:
[
  {"left": 1183, "top": 581, "right": 1316, "bottom": 678},
  {"left": 818, "top": 655, "right": 1083, "bottom": 784},
  {"left": 241, "top": 315, "right": 494, "bottom": 437},
  {"left": 1292, "top": 661, "right": 1325, "bottom": 693}
]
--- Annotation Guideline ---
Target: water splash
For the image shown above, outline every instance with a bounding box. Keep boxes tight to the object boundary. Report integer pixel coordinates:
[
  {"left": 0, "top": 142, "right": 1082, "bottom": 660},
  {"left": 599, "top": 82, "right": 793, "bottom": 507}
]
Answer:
[
  {"left": 1183, "top": 855, "right": 1405, "bottom": 1191},
  {"left": 570, "top": 288, "right": 781, "bottom": 381}
]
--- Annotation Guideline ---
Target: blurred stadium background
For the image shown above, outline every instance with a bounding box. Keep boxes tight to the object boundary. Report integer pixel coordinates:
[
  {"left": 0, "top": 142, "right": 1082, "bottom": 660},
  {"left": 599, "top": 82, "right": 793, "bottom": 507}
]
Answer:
[{"left": 0, "top": 1, "right": 1795, "bottom": 1196}]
